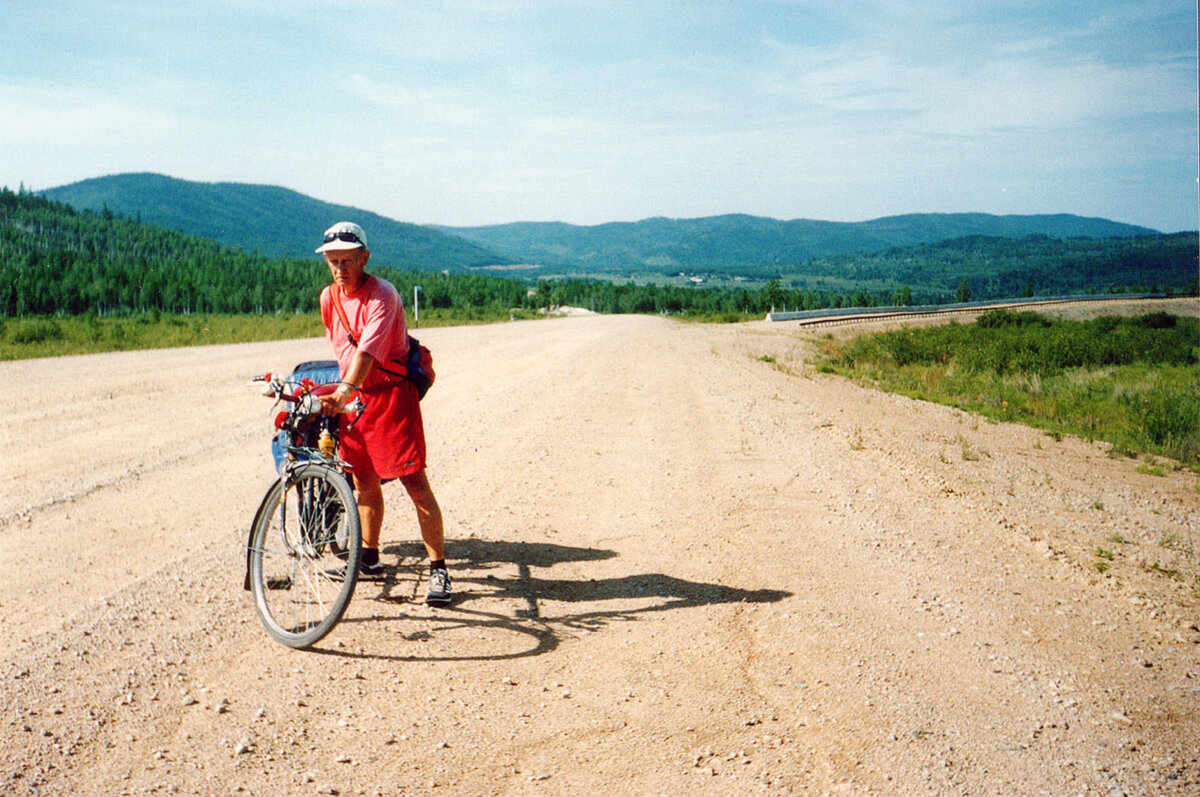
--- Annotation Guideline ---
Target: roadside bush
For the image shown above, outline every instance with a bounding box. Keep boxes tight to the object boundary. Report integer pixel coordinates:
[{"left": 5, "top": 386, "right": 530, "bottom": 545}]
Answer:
[
  {"left": 959, "top": 313, "right": 1198, "bottom": 375},
  {"left": 1137, "top": 311, "right": 1178, "bottom": 330},
  {"left": 975, "top": 309, "right": 1049, "bottom": 329},
  {"left": 816, "top": 311, "right": 1200, "bottom": 468},
  {"left": 882, "top": 329, "right": 930, "bottom": 367},
  {"left": 11, "top": 318, "right": 63, "bottom": 344},
  {"left": 1124, "top": 373, "right": 1200, "bottom": 463}
]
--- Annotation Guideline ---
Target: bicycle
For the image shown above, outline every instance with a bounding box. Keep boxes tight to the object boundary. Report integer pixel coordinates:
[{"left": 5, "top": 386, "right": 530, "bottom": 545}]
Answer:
[{"left": 242, "top": 366, "right": 364, "bottom": 648}]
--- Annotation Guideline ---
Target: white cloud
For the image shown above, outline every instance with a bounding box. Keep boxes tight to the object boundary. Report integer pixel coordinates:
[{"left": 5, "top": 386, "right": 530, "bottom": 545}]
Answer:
[
  {"left": 2, "top": 0, "right": 1193, "bottom": 230},
  {"left": 0, "top": 83, "right": 180, "bottom": 148},
  {"left": 344, "top": 73, "right": 490, "bottom": 128},
  {"left": 519, "top": 115, "right": 614, "bottom": 140},
  {"left": 752, "top": 17, "right": 1194, "bottom": 138}
]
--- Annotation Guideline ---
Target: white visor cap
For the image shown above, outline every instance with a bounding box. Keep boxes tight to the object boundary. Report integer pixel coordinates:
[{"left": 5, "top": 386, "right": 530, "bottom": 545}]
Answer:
[{"left": 315, "top": 221, "right": 368, "bottom": 253}]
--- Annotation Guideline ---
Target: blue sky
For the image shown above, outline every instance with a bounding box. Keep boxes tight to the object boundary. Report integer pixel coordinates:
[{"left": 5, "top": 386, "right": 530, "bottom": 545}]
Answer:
[{"left": 2, "top": 1, "right": 1196, "bottom": 230}]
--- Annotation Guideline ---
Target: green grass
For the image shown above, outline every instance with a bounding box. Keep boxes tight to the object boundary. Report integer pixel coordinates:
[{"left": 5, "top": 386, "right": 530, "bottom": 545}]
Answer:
[
  {"left": 1159, "top": 533, "right": 1195, "bottom": 557},
  {"left": 674, "top": 311, "right": 758, "bottom": 324},
  {"left": 1148, "top": 563, "right": 1180, "bottom": 579},
  {"left": 815, "top": 310, "right": 1200, "bottom": 469},
  {"left": 0, "top": 308, "right": 546, "bottom": 361}
]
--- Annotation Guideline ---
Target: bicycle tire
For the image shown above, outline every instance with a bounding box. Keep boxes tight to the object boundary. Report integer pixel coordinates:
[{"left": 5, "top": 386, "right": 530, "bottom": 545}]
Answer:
[{"left": 248, "top": 462, "right": 361, "bottom": 648}]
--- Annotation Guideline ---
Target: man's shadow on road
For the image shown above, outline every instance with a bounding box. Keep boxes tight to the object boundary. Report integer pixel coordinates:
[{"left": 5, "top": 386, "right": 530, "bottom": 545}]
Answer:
[{"left": 318, "top": 539, "right": 791, "bottom": 662}]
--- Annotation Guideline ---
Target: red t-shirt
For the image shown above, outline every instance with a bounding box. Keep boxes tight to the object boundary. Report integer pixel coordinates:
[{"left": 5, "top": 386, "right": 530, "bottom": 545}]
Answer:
[
  {"left": 320, "top": 275, "right": 425, "bottom": 479},
  {"left": 320, "top": 275, "right": 410, "bottom": 389}
]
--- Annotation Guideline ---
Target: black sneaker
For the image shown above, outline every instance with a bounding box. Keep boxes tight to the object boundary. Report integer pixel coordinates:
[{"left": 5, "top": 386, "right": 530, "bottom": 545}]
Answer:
[
  {"left": 326, "top": 560, "right": 387, "bottom": 582},
  {"left": 359, "top": 560, "right": 386, "bottom": 581},
  {"left": 425, "top": 568, "right": 452, "bottom": 606}
]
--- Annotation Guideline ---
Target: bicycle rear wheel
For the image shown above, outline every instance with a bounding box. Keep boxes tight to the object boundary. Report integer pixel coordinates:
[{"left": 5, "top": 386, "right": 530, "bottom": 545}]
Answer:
[{"left": 248, "top": 462, "right": 361, "bottom": 648}]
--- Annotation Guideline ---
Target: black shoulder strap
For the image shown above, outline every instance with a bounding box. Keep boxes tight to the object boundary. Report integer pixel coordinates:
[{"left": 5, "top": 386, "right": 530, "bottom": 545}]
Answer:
[{"left": 330, "top": 280, "right": 414, "bottom": 382}]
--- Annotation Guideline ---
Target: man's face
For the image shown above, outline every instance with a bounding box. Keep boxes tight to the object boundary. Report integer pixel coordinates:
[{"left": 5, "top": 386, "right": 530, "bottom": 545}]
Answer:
[{"left": 324, "top": 247, "right": 370, "bottom": 291}]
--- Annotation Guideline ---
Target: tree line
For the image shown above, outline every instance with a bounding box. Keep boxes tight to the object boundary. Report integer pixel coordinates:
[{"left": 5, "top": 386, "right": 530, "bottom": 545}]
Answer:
[
  {"left": 0, "top": 188, "right": 527, "bottom": 317},
  {"left": 2, "top": 187, "right": 1195, "bottom": 322},
  {"left": 784, "top": 233, "right": 1199, "bottom": 300}
]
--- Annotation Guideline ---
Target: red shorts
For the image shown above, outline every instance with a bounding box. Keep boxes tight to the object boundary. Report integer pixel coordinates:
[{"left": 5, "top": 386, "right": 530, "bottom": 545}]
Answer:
[{"left": 338, "top": 380, "right": 426, "bottom": 480}]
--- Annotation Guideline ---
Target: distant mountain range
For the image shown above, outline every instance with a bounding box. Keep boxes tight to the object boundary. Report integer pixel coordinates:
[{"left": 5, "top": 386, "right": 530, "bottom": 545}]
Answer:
[
  {"left": 41, "top": 173, "right": 1164, "bottom": 278},
  {"left": 5, "top": 186, "right": 1193, "bottom": 322},
  {"left": 437, "top": 213, "right": 1160, "bottom": 274},
  {"left": 41, "top": 173, "right": 508, "bottom": 272}
]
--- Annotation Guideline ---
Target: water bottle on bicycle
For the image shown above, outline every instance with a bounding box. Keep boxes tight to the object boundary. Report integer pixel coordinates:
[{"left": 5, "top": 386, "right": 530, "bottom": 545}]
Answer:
[{"left": 242, "top": 363, "right": 364, "bottom": 649}]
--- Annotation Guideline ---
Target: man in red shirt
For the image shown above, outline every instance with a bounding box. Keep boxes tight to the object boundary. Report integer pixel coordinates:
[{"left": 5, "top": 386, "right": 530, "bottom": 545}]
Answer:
[{"left": 315, "top": 221, "right": 450, "bottom": 606}]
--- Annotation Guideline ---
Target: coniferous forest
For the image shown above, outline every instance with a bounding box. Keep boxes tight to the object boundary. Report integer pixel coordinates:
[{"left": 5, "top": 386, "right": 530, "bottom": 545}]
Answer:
[
  {"left": 0, "top": 188, "right": 527, "bottom": 318},
  {"left": 1, "top": 186, "right": 1196, "bottom": 326}
]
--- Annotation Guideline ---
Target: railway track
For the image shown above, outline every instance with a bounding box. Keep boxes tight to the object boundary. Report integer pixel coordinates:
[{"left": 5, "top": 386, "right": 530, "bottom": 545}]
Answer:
[{"left": 767, "top": 294, "right": 1183, "bottom": 329}]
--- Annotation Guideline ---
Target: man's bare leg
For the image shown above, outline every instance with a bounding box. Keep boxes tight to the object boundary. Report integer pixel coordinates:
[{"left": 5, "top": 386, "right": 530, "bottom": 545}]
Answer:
[
  {"left": 400, "top": 469, "right": 450, "bottom": 604},
  {"left": 354, "top": 472, "right": 385, "bottom": 550},
  {"left": 399, "top": 469, "right": 444, "bottom": 560}
]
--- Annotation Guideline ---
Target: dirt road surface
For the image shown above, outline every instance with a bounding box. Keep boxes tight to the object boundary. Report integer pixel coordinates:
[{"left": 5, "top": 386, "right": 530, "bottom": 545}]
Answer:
[{"left": 3, "top": 304, "right": 1198, "bottom": 795}]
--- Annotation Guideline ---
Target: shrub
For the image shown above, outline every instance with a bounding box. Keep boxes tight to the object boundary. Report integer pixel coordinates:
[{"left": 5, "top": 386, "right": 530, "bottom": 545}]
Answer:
[
  {"left": 1134, "top": 378, "right": 1200, "bottom": 462},
  {"left": 1137, "top": 311, "right": 1177, "bottom": 330},
  {"left": 11, "top": 318, "right": 63, "bottom": 344},
  {"left": 815, "top": 311, "right": 1200, "bottom": 468},
  {"left": 976, "top": 309, "right": 1049, "bottom": 329},
  {"left": 882, "top": 329, "right": 929, "bottom": 367}
]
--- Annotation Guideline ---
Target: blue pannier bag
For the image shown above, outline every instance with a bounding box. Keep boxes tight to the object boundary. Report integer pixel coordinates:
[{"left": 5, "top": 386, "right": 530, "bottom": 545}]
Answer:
[{"left": 270, "top": 359, "right": 340, "bottom": 473}]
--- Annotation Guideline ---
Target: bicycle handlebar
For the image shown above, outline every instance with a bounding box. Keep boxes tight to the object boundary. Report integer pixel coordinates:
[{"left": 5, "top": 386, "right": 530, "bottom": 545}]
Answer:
[{"left": 249, "top": 374, "right": 363, "bottom": 417}]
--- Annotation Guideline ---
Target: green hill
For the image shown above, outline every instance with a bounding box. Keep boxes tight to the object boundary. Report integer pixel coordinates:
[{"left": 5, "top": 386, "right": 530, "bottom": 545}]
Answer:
[
  {"left": 39, "top": 173, "right": 1169, "bottom": 281},
  {"left": 788, "top": 233, "right": 1199, "bottom": 301},
  {"left": 0, "top": 188, "right": 527, "bottom": 318},
  {"left": 437, "top": 213, "right": 1162, "bottom": 275},
  {"left": 41, "top": 173, "right": 510, "bottom": 272},
  {"left": 20, "top": 172, "right": 1195, "bottom": 317},
  {"left": 1, "top": 187, "right": 1194, "bottom": 336}
]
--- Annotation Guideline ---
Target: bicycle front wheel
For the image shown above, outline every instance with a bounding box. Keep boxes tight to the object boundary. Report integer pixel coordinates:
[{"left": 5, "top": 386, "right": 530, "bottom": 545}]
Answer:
[{"left": 248, "top": 462, "right": 362, "bottom": 648}]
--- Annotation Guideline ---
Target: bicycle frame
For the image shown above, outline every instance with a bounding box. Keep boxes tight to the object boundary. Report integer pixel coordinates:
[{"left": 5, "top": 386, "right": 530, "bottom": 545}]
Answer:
[{"left": 243, "top": 374, "right": 362, "bottom": 590}]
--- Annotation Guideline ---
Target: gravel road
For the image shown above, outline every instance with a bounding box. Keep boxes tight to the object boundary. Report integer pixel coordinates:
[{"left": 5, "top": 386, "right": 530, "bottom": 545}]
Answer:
[{"left": 2, "top": 305, "right": 1198, "bottom": 795}]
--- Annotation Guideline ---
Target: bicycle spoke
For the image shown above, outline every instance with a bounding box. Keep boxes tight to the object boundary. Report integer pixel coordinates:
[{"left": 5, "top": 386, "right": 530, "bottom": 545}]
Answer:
[{"left": 248, "top": 464, "right": 361, "bottom": 647}]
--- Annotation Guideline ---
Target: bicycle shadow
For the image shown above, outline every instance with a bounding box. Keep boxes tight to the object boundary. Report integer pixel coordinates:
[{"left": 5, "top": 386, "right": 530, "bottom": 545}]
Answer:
[{"left": 315, "top": 538, "right": 791, "bottom": 662}]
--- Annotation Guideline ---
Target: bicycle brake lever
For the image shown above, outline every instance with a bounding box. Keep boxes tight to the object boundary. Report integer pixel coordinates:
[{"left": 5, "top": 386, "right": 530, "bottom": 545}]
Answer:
[{"left": 344, "top": 398, "right": 365, "bottom": 430}]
